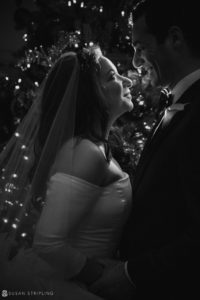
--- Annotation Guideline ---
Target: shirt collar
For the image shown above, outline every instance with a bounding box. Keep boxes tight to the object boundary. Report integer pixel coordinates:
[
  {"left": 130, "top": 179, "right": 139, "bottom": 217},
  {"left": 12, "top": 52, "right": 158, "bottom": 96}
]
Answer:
[{"left": 171, "top": 69, "right": 200, "bottom": 103}]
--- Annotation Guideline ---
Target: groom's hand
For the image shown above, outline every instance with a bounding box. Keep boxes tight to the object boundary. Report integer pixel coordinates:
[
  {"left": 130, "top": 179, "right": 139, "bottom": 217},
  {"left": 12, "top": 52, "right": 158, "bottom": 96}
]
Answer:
[{"left": 89, "top": 261, "right": 136, "bottom": 300}]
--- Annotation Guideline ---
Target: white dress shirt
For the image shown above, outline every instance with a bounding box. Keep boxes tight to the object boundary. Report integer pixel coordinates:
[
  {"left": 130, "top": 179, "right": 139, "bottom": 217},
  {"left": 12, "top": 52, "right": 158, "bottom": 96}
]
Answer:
[{"left": 171, "top": 69, "right": 200, "bottom": 103}]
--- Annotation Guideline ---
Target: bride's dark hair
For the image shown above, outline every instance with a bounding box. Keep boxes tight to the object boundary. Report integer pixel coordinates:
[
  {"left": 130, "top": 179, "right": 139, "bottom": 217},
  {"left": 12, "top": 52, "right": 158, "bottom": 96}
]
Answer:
[
  {"left": 37, "top": 45, "right": 109, "bottom": 158},
  {"left": 75, "top": 46, "right": 109, "bottom": 142}
]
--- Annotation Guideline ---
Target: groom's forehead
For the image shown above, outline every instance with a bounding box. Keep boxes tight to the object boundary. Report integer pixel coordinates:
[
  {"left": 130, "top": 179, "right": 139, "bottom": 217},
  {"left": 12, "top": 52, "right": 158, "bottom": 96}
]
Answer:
[
  {"left": 132, "top": 17, "right": 154, "bottom": 47},
  {"left": 132, "top": 16, "right": 148, "bottom": 38}
]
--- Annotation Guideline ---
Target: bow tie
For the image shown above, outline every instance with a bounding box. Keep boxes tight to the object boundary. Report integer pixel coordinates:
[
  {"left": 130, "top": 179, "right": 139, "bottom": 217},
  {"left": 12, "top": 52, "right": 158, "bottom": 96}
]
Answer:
[
  {"left": 151, "top": 91, "right": 189, "bottom": 139},
  {"left": 160, "top": 91, "right": 188, "bottom": 111}
]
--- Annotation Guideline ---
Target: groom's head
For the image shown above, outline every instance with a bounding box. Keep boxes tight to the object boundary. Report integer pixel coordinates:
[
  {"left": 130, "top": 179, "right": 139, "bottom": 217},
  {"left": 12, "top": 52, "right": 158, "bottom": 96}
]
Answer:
[{"left": 131, "top": 0, "right": 200, "bottom": 88}]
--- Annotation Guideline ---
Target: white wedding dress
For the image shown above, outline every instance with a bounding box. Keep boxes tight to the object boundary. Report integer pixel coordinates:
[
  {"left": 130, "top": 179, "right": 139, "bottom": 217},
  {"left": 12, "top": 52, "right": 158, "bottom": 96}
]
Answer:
[{"left": 1, "top": 172, "right": 132, "bottom": 299}]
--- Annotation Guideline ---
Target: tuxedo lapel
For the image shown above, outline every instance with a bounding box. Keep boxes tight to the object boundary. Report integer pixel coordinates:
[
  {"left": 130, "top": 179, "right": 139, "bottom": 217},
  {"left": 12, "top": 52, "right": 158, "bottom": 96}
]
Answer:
[
  {"left": 132, "top": 78, "right": 200, "bottom": 192},
  {"left": 133, "top": 108, "right": 188, "bottom": 191}
]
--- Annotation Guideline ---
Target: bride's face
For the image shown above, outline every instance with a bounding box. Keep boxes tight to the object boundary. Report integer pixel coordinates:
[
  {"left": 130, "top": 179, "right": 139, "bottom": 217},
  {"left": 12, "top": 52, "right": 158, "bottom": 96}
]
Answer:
[{"left": 98, "top": 56, "right": 133, "bottom": 119}]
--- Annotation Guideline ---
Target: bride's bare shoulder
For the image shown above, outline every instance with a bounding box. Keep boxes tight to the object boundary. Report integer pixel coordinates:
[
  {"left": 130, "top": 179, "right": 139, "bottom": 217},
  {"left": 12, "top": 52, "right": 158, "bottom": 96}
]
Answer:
[{"left": 52, "top": 138, "right": 108, "bottom": 186}]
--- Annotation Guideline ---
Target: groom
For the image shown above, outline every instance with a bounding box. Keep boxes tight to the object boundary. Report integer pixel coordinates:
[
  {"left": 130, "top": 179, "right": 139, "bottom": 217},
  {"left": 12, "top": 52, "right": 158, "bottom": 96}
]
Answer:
[{"left": 90, "top": 0, "right": 200, "bottom": 299}]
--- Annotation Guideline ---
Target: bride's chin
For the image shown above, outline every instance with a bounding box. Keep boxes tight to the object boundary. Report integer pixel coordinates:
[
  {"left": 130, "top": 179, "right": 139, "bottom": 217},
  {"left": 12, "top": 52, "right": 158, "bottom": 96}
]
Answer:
[
  {"left": 129, "top": 102, "right": 134, "bottom": 111},
  {"left": 124, "top": 100, "right": 134, "bottom": 112}
]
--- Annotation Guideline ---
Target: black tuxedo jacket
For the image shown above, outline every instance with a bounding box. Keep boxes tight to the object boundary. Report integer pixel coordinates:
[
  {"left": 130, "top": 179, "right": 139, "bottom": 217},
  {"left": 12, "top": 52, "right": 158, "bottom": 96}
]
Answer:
[{"left": 120, "top": 79, "right": 200, "bottom": 299}]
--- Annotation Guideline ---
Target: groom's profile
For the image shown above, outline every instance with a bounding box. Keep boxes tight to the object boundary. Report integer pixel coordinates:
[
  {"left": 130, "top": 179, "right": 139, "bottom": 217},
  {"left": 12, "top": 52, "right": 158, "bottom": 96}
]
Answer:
[{"left": 90, "top": 0, "right": 200, "bottom": 299}]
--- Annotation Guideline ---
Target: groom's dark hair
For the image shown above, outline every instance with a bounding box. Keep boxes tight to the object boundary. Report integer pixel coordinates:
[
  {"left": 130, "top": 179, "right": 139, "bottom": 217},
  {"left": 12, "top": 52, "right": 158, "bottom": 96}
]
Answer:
[{"left": 132, "top": 0, "right": 200, "bottom": 57}]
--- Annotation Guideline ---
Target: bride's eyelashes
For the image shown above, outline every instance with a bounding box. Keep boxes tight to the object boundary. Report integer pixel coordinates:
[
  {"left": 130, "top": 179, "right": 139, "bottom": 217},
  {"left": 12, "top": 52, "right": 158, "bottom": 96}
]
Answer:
[{"left": 108, "top": 71, "right": 117, "bottom": 81}]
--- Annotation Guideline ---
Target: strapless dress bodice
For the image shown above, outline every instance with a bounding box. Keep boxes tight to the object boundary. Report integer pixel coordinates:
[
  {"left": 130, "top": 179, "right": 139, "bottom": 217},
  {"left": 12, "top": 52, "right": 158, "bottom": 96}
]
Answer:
[{"left": 53, "top": 172, "right": 133, "bottom": 258}]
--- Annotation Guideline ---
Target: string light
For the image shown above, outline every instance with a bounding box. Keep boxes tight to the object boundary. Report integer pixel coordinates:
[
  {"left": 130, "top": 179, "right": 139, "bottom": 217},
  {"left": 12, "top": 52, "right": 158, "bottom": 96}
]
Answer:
[
  {"left": 5, "top": 183, "right": 17, "bottom": 193},
  {"left": 12, "top": 223, "right": 18, "bottom": 229},
  {"left": 15, "top": 85, "right": 20, "bottom": 90},
  {"left": 23, "top": 33, "right": 28, "bottom": 42},
  {"left": 3, "top": 218, "right": 8, "bottom": 224},
  {"left": 99, "top": 6, "right": 103, "bottom": 13},
  {"left": 23, "top": 156, "right": 29, "bottom": 161},
  {"left": 21, "top": 232, "right": 27, "bottom": 237},
  {"left": 89, "top": 41, "right": 94, "bottom": 47},
  {"left": 21, "top": 145, "right": 26, "bottom": 150},
  {"left": 12, "top": 174, "right": 18, "bottom": 178},
  {"left": 68, "top": 1, "right": 71, "bottom": 6},
  {"left": 14, "top": 132, "right": 20, "bottom": 137},
  {"left": 5, "top": 76, "right": 9, "bottom": 81},
  {"left": 121, "top": 11, "right": 125, "bottom": 17},
  {"left": 128, "top": 12, "right": 133, "bottom": 26},
  {"left": 18, "top": 78, "right": 22, "bottom": 83},
  {"left": 5, "top": 200, "right": 13, "bottom": 206},
  {"left": 139, "top": 100, "right": 145, "bottom": 105},
  {"left": 17, "top": 32, "right": 82, "bottom": 72},
  {"left": 34, "top": 81, "right": 39, "bottom": 87},
  {"left": 73, "top": 0, "right": 76, "bottom": 3},
  {"left": 80, "top": 2, "right": 84, "bottom": 8}
]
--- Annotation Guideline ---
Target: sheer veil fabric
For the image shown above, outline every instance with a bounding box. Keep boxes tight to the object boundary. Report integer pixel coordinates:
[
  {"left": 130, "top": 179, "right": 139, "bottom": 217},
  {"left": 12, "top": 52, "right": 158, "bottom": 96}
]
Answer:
[{"left": 0, "top": 52, "right": 79, "bottom": 254}]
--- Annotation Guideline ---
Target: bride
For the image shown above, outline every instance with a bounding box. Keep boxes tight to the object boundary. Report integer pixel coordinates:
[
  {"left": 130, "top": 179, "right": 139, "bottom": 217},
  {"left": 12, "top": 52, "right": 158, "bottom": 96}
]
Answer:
[{"left": 0, "top": 46, "right": 133, "bottom": 299}]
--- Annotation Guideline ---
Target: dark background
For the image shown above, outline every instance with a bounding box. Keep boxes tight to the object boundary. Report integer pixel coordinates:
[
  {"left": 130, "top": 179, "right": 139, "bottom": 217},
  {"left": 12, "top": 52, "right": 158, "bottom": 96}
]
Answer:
[{"left": 0, "top": 0, "right": 35, "bottom": 65}]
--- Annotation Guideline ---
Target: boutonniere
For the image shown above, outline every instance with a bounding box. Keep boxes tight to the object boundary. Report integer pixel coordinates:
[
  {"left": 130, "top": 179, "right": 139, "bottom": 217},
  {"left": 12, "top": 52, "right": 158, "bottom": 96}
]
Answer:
[{"left": 167, "top": 103, "right": 189, "bottom": 111}]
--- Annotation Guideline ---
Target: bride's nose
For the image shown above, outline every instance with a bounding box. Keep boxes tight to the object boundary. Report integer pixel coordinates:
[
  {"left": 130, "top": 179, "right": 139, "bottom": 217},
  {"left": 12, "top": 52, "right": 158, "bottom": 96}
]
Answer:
[{"left": 122, "top": 76, "right": 133, "bottom": 88}]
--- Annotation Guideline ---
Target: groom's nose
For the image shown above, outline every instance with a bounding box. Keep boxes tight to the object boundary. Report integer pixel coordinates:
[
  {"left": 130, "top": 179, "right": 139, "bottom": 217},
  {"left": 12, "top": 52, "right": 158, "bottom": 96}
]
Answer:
[{"left": 132, "top": 52, "right": 145, "bottom": 69}]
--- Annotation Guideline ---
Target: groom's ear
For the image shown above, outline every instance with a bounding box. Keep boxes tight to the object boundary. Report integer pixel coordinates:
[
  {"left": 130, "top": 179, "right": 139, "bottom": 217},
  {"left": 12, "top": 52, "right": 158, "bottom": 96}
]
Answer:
[{"left": 167, "top": 26, "right": 185, "bottom": 51}]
